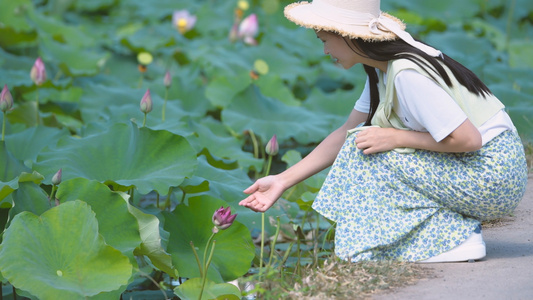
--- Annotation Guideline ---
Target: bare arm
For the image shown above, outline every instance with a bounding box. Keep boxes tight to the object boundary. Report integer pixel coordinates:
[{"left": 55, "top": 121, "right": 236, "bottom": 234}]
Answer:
[
  {"left": 239, "top": 109, "right": 368, "bottom": 212},
  {"left": 355, "top": 118, "right": 482, "bottom": 154}
]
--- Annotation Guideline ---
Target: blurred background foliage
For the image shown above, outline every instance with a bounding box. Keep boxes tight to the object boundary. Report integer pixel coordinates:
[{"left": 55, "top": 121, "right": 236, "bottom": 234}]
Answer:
[{"left": 0, "top": 0, "right": 531, "bottom": 298}]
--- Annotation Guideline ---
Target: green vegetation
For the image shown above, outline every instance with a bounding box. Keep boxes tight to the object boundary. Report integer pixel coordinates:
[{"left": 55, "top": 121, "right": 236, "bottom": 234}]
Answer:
[{"left": 0, "top": 0, "right": 531, "bottom": 299}]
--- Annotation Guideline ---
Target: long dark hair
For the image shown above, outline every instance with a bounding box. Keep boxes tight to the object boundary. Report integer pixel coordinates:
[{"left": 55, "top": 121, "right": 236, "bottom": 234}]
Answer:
[{"left": 346, "top": 38, "right": 492, "bottom": 126}]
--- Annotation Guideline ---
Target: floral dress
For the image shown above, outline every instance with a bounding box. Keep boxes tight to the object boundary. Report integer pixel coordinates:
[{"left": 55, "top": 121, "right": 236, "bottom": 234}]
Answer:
[{"left": 313, "top": 129, "right": 527, "bottom": 262}]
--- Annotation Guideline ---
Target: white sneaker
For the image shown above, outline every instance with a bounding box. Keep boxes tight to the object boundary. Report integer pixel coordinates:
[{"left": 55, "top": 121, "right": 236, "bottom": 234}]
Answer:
[{"left": 418, "top": 226, "right": 486, "bottom": 263}]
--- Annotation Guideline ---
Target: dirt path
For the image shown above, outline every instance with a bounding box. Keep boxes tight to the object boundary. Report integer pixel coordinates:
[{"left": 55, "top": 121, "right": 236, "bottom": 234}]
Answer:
[{"left": 374, "top": 174, "right": 533, "bottom": 300}]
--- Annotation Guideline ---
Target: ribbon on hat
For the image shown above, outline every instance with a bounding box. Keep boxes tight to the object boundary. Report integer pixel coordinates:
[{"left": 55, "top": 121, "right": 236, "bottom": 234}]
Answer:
[
  {"left": 369, "top": 16, "right": 443, "bottom": 58},
  {"left": 310, "top": 0, "right": 443, "bottom": 58}
]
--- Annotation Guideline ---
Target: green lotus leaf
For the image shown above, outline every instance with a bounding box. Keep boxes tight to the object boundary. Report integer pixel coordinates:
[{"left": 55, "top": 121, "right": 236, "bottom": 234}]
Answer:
[
  {"left": 0, "top": 142, "right": 44, "bottom": 203},
  {"left": 78, "top": 82, "right": 195, "bottom": 127},
  {"left": 127, "top": 204, "right": 175, "bottom": 276},
  {"left": 74, "top": 0, "right": 117, "bottom": 12},
  {"left": 181, "top": 155, "right": 287, "bottom": 233},
  {"left": 509, "top": 40, "right": 533, "bottom": 69},
  {"left": 186, "top": 41, "right": 250, "bottom": 78},
  {"left": 254, "top": 74, "right": 300, "bottom": 106},
  {"left": 0, "top": 200, "right": 132, "bottom": 299},
  {"left": 39, "top": 37, "right": 109, "bottom": 77},
  {"left": 121, "top": 24, "right": 175, "bottom": 53},
  {"left": 56, "top": 178, "right": 142, "bottom": 259},
  {"left": 424, "top": 30, "right": 495, "bottom": 72},
  {"left": 205, "top": 72, "right": 252, "bottom": 108},
  {"left": 222, "top": 85, "right": 331, "bottom": 144},
  {"left": 174, "top": 277, "right": 241, "bottom": 300},
  {"left": 490, "top": 85, "right": 533, "bottom": 142},
  {"left": 0, "top": 0, "right": 34, "bottom": 33},
  {"left": 5, "top": 126, "right": 69, "bottom": 167},
  {"left": 180, "top": 117, "right": 262, "bottom": 171},
  {"left": 301, "top": 86, "right": 364, "bottom": 135},
  {"left": 163, "top": 195, "right": 254, "bottom": 283},
  {"left": 7, "top": 181, "right": 50, "bottom": 228},
  {"left": 58, "top": 178, "right": 175, "bottom": 276},
  {"left": 384, "top": 0, "right": 479, "bottom": 21},
  {"left": 245, "top": 42, "right": 313, "bottom": 84},
  {"left": 28, "top": 8, "right": 96, "bottom": 49},
  {"left": 121, "top": 0, "right": 202, "bottom": 20},
  {"left": 34, "top": 122, "right": 198, "bottom": 195}
]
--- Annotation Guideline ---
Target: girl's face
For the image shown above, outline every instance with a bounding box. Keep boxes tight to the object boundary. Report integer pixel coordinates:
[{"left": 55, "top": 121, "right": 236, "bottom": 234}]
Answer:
[{"left": 316, "top": 31, "right": 361, "bottom": 69}]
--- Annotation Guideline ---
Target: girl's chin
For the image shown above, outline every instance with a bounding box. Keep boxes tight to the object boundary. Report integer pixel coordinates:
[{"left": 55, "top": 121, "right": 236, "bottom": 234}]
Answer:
[{"left": 335, "top": 61, "right": 350, "bottom": 69}]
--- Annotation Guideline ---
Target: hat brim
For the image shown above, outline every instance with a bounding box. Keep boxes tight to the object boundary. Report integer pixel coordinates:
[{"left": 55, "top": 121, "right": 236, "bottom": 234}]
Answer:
[{"left": 284, "top": 1, "right": 405, "bottom": 41}]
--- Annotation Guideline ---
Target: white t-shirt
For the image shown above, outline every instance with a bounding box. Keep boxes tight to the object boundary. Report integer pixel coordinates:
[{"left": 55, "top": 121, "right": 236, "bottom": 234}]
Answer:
[{"left": 354, "top": 70, "right": 515, "bottom": 145}]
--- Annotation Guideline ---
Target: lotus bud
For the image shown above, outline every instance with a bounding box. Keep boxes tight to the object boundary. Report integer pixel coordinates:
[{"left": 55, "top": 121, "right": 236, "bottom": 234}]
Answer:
[
  {"left": 265, "top": 135, "right": 279, "bottom": 156},
  {"left": 30, "top": 57, "right": 47, "bottom": 86},
  {"left": 212, "top": 206, "right": 237, "bottom": 232},
  {"left": 140, "top": 89, "right": 152, "bottom": 113},
  {"left": 238, "top": 14, "right": 258, "bottom": 45},
  {"left": 52, "top": 168, "right": 62, "bottom": 185},
  {"left": 0, "top": 85, "right": 13, "bottom": 113},
  {"left": 172, "top": 10, "right": 197, "bottom": 34},
  {"left": 164, "top": 71, "right": 172, "bottom": 88}
]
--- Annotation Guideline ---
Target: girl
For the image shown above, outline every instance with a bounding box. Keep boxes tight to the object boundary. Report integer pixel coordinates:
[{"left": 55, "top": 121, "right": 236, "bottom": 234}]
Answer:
[{"left": 239, "top": 0, "right": 528, "bottom": 263}]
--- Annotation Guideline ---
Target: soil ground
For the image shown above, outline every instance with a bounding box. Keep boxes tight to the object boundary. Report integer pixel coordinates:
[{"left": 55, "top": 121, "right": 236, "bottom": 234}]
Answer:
[{"left": 373, "top": 174, "right": 533, "bottom": 300}]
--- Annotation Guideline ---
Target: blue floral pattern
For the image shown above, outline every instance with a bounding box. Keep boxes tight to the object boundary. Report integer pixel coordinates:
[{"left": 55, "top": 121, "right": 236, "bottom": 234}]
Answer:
[{"left": 313, "top": 130, "right": 528, "bottom": 262}]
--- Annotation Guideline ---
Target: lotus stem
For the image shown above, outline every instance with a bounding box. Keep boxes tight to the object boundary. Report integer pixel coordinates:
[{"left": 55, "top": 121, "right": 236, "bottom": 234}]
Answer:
[
  {"left": 1, "top": 111, "right": 5, "bottom": 142},
  {"left": 35, "top": 88, "right": 40, "bottom": 126},
  {"left": 49, "top": 185, "right": 57, "bottom": 207},
  {"left": 263, "top": 155, "right": 273, "bottom": 177},
  {"left": 267, "top": 216, "right": 281, "bottom": 271},
  {"left": 249, "top": 129, "right": 259, "bottom": 159},
  {"left": 162, "top": 88, "right": 168, "bottom": 121},
  {"left": 202, "top": 232, "right": 217, "bottom": 277},
  {"left": 190, "top": 241, "right": 203, "bottom": 278},
  {"left": 142, "top": 112, "right": 147, "bottom": 127},
  {"left": 199, "top": 240, "right": 217, "bottom": 300},
  {"left": 259, "top": 212, "right": 265, "bottom": 280},
  {"left": 248, "top": 130, "right": 260, "bottom": 178}
]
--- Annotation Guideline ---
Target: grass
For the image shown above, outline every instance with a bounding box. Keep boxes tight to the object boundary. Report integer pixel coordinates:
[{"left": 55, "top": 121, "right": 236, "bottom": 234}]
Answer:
[{"left": 240, "top": 256, "right": 431, "bottom": 300}]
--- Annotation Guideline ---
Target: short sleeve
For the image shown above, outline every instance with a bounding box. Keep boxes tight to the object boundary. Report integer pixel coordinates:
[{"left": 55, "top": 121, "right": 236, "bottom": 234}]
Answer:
[
  {"left": 354, "top": 77, "right": 371, "bottom": 113},
  {"left": 394, "top": 70, "right": 468, "bottom": 142}
]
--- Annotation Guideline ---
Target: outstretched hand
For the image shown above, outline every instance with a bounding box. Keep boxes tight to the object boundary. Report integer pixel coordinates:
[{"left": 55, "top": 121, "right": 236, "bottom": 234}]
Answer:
[{"left": 239, "top": 175, "right": 287, "bottom": 212}]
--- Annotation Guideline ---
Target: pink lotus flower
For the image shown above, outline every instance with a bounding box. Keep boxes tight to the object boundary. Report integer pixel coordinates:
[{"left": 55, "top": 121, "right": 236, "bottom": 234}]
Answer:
[
  {"left": 140, "top": 89, "right": 152, "bottom": 113},
  {"left": 172, "top": 10, "right": 197, "bottom": 34},
  {"left": 265, "top": 135, "right": 279, "bottom": 156},
  {"left": 212, "top": 206, "right": 237, "bottom": 231},
  {"left": 238, "top": 14, "right": 258, "bottom": 45},
  {"left": 0, "top": 85, "right": 13, "bottom": 113},
  {"left": 30, "top": 57, "right": 47, "bottom": 86},
  {"left": 164, "top": 71, "right": 172, "bottom": 88}
]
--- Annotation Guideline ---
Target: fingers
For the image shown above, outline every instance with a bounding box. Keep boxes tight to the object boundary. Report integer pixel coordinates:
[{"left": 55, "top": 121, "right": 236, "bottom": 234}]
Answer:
[
  {"left": 243, "top": 181, "right": 259, "bottom": 194},
  {"left": 239, "top": 195, "right": 267, "bottom": 212}
]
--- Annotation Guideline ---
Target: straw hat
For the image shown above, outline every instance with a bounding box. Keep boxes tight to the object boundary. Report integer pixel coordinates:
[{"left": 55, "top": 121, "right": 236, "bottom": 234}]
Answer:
[
  {"left": 284, "top": 0, "right": 405, "bottom": 41},
  {"left": 284, "top": 0, "right": 442, "bottom": 57}
]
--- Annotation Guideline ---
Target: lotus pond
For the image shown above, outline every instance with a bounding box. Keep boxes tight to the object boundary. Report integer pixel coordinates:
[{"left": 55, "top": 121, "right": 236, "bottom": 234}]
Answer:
[{"left": 0, "top": 0, "right": 532, "bottom": 299}]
